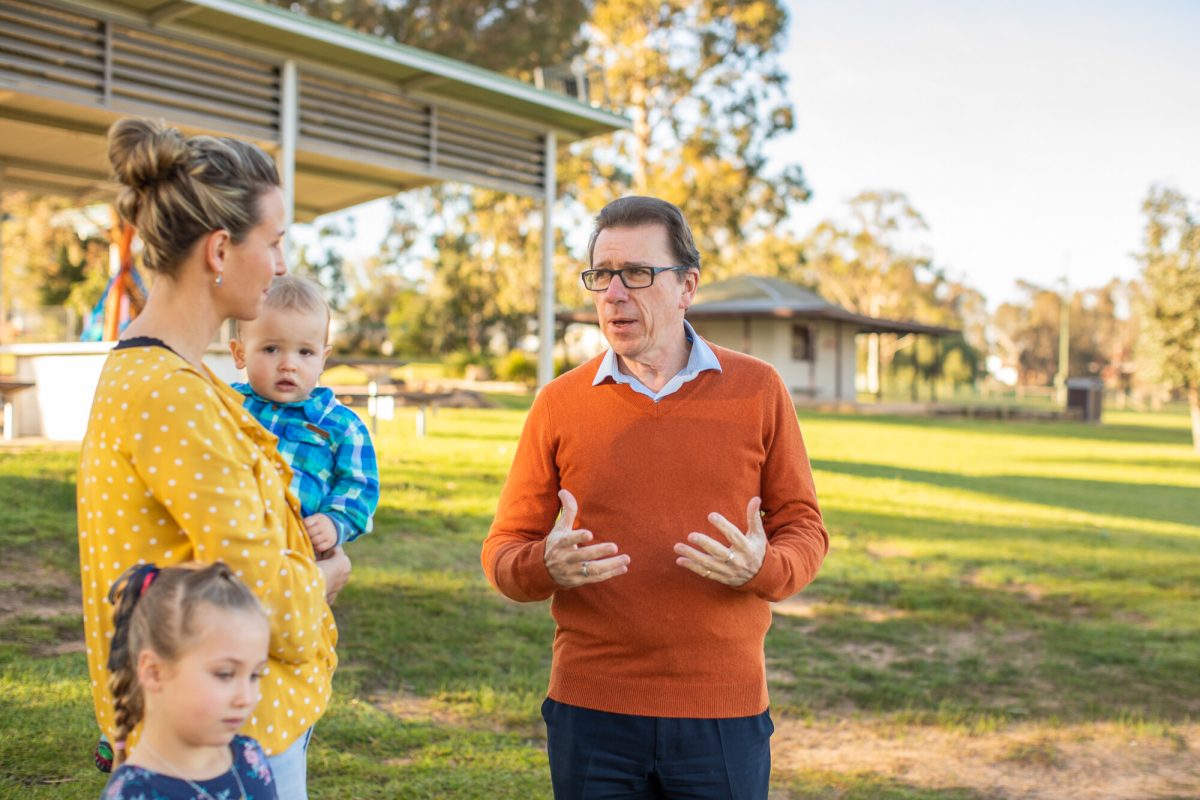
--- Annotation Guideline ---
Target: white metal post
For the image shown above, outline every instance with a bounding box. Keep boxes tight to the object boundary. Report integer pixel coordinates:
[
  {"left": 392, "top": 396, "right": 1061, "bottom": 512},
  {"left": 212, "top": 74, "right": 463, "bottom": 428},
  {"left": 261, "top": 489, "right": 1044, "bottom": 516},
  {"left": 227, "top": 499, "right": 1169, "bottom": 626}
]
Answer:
[
  {"left": 279, "top": 59, "right": 298, "bottom": 228},
  {"left": 0, "top": 163, "right": 5, "bottom": 345},
  {"left": 537, "top": 130, "right": 557, "bottom": 390}
]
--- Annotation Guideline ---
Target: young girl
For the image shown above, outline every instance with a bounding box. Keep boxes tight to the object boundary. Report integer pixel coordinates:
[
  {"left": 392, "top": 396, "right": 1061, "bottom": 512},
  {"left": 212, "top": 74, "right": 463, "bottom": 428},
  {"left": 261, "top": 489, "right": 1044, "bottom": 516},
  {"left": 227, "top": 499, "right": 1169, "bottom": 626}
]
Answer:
[{"left": 101, "top": 562, "right": 277, "bottom": 800}]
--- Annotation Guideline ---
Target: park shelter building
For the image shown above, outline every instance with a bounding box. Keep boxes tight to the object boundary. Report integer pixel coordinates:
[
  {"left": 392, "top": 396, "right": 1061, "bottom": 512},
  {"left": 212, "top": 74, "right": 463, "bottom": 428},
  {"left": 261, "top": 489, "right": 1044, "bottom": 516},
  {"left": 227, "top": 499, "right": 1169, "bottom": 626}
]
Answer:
[
  {"left": 0, "top": 0, "right": 627, "bottom": 438},
  {"left": 686, "top": 276, "right": 958, "bottom": 402},
  {"left": 562, "top": 275, "right": 958, "bottom": 403}
]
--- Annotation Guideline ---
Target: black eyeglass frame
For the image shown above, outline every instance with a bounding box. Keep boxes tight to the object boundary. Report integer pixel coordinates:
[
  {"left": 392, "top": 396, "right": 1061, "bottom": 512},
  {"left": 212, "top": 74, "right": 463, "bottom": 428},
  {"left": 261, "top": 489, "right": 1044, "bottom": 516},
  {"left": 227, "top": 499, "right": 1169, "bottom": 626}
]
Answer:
[{"left": 580, "top": 265, "right": 694, "bottom": 291}]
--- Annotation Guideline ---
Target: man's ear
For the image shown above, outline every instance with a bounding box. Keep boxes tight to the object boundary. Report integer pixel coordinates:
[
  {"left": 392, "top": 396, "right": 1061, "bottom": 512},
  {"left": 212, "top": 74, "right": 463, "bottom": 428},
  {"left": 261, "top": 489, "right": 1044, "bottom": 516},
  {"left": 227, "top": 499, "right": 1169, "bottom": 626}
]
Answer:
[
  {"left": 679, "top": 268, "right": 700, "bottom": 310},
  {"left": 204, "top": 229, "right": 232, "bottom": 283},
  {"left": 136, "top": 648, "right": 168, "bottom": 693},
  {"left": 229, "top": 338, "right": 247, "bottom": 370}
]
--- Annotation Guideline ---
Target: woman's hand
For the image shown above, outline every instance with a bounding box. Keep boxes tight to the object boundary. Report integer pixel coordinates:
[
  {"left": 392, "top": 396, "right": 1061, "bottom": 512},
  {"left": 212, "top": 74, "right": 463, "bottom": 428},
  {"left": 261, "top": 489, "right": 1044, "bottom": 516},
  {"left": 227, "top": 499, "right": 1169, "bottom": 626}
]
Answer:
[{"left": 316, "top": 546, "right": 351, "bottom": 604}]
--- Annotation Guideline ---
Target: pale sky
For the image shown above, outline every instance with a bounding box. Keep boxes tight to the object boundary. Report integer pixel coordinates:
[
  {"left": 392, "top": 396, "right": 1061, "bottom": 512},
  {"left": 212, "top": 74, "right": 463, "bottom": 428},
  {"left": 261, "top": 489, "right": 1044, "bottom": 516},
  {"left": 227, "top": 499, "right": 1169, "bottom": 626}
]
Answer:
[
  {"left": 313, "top": 0, "right": 1200, "bottom": 310},
  {"left": 774, "top": 0, "right": 1200, "bottom": 307}
]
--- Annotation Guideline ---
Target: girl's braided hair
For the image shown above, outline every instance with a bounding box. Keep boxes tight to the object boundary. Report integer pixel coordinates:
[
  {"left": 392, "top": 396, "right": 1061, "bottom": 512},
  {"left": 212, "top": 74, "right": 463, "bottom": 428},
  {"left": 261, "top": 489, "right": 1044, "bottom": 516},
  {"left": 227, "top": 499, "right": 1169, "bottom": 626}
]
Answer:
[{"left": 105, "top": 562, "right": 265, "bottom": 767}]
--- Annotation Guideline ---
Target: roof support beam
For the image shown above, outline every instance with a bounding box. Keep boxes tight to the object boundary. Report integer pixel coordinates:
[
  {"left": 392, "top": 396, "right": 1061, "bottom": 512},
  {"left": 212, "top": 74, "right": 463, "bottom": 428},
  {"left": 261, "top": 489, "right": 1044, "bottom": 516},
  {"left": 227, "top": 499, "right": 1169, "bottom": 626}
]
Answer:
[
  {"left": 537, "top": 129, "right": 557, "bottom": 390},
  {"left": 0, "top": 176, "right": 90, "bottom": 197},
  {"left": 0, "top": 158, "right": 110, "bottom": 185},
  {"left": 400, "top": 73, "right": 447, "bottom": 92},
  {"left": 0, "top": 108, "right": 109, "bottom": 138},
  {"left": 148, "top": 0, "right": 200, "bottom": 25}
]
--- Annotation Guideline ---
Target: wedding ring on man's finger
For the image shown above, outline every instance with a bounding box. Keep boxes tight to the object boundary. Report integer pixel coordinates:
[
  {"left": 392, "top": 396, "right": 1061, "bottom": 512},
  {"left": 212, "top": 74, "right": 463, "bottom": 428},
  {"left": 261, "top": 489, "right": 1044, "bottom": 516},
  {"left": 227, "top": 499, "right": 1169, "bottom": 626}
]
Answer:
[
  {"left": 704, "top": 568, "right": 712, "bottom": 577},
  {"left": 581, "top": 561, "right": 590, "bottom": 578}
]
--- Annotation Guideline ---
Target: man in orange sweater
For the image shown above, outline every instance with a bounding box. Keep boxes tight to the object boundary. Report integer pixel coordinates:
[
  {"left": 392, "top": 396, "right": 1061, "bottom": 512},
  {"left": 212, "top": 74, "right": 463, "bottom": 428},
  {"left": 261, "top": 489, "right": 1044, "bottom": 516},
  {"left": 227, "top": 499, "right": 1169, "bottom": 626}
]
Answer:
[{"left": 482, "top": 196, "right": 829, "bottom": 799}]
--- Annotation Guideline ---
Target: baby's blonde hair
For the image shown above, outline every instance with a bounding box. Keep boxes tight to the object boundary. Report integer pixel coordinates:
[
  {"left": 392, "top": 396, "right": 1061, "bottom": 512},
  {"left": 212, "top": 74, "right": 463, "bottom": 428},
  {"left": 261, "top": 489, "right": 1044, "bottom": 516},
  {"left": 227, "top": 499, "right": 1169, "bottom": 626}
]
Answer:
[{"left": 235, "top": 275, "right": 330, "bottom": 341}]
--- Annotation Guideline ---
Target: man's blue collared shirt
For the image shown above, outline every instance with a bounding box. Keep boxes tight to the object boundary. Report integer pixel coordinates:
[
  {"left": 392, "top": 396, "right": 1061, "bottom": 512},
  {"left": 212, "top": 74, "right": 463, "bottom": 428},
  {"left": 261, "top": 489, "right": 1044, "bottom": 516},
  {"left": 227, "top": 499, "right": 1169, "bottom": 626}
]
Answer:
[
  {"left": 592, "top": 320, "right": 722, "bottom": 401},
  {"left": 233, "top": 383, "right": 379, "bottom": 546}
]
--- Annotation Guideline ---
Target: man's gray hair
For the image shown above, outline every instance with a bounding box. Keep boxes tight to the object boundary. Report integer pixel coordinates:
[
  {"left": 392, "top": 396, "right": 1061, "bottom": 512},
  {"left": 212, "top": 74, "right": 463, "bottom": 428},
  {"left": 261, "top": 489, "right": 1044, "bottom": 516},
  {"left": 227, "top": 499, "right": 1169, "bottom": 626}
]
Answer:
[{"left": 587, "top": 196, "right": 701, "bottom": 273}]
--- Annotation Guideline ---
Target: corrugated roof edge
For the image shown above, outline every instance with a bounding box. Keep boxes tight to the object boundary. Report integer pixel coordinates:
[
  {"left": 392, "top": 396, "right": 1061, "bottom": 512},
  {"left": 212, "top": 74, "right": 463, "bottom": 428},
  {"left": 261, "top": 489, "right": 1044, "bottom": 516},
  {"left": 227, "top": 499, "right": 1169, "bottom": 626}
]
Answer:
[{"left": 180, "top": 0, "right": 630, "bottom": 136}]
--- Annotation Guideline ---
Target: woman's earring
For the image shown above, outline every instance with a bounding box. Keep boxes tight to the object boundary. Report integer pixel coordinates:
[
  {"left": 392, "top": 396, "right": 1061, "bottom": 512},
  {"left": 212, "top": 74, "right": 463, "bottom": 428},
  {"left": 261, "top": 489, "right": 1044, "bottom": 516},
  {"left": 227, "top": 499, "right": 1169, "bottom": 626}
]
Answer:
[{"left": 215, "top": 273, "right": 223, "bottom": 286}]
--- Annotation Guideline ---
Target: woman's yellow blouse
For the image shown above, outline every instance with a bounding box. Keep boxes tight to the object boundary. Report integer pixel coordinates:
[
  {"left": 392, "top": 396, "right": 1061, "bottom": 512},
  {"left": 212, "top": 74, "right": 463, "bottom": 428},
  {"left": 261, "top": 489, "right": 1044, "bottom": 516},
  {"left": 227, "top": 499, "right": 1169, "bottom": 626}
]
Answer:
[{"left": 77, "top": 346, "right": 338, "bottom": 756}]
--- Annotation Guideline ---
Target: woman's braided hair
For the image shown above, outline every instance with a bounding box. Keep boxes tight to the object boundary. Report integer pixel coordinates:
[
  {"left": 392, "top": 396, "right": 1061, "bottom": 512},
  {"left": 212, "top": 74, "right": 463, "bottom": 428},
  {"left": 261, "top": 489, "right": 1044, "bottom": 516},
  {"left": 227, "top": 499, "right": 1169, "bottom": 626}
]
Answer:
[{"left": 105, "top": 562, "right": 265, "bottom": 766}]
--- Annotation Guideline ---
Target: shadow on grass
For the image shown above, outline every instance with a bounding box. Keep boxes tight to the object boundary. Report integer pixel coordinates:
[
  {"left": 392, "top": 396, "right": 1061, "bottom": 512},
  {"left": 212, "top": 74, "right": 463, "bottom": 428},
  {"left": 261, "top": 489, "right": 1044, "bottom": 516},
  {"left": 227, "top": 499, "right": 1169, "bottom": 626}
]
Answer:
[
  {"left": 334, "top": 571, "right": 554, "bottom": 702},
  {"left": 823, "top": 507, "right": 1200, "bottom": 565},
  {"left": 1026, "top": 455, "right": 1200, "bottom": 471},
  {"left": 0, "top": 651, "right": 105, "bottom": 799},
  {"left": 813, "top": 459, "right": 1200, "bottom": 527},
  {"left": 0, "top": 473, "right": 79, "bottom": 570},
  {"left": 813, "top": 412, "right": 1193, "bottom": 447}
]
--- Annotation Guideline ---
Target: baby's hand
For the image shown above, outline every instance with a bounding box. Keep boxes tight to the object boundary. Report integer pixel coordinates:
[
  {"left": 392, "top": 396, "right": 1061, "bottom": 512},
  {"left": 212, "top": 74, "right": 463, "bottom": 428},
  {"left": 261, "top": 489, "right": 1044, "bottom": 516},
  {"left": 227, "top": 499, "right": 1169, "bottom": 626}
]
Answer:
[{"left": 304, "top": 513, "right": 339, "bottom": 554}]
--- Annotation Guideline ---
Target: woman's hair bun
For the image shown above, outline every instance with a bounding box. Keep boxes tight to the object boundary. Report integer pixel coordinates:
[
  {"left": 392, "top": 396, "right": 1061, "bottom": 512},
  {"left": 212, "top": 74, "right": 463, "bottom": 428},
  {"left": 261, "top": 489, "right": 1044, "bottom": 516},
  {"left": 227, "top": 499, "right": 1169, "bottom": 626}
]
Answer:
[
  {"left": 104, "top": 116, "right": 279, "bottom": 275},
  {"left": 107, "top": 117, "right": 189, "bottom": 192}
]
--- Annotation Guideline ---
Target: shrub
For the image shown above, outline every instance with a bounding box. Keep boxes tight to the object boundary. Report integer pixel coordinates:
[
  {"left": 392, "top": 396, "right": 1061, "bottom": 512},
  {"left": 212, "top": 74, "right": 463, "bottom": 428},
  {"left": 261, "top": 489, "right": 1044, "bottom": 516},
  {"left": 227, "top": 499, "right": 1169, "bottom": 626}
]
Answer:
[{"left": 494, "top": 350, "right": 538, "bottom": 385}]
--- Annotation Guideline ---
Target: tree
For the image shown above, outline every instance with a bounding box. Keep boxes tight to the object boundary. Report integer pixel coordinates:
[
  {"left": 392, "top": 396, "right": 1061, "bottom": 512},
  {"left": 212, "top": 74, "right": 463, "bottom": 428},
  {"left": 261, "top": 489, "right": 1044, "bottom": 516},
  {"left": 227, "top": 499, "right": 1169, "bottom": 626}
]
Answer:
[
  {"left": 267, "top": 0, "right": 587, "bottom": 76},
  {"left": 0, "top": 193, "right": 109, "bottom": 341},
  {"left": 801, "top": 190, "right": 965, "bottom": 394},
  {"left": 990, "top": 279, "right": 1136, "bottom": 390},
  {"left": 1137, "top": 186, "right": 1200, "bottom": 450},
  {"left": 574, "top": 0, "right": 808, "bottom": 280},
  {"left": 267, "top": 0, "right": 591, "bottom": 357},
  {"left": 267, "top": 0, "right": 809, "bottom": 357}
]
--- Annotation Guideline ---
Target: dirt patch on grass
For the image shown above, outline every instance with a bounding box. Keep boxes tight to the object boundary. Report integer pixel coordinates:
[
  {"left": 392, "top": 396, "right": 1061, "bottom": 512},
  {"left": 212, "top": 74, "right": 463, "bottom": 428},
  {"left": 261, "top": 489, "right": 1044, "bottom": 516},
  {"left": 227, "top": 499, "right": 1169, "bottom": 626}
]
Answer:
[
  {"left": 866, "top": 542, "right": 917, "bottom": 560},
  {"left": 0, "top": 554, "right": 83, "bottom": 655},
  {"left": 372, "top": 691, "right": 463, "bottom": 727},
  {"left": 371, "top": 690, "right": 543, "bottom": 739},
  {"left": 772, "top": 715, "right": 1199, "bottom": 800},
  {"left": 773, "top": 597, "right": 910, "bottom": 624}
]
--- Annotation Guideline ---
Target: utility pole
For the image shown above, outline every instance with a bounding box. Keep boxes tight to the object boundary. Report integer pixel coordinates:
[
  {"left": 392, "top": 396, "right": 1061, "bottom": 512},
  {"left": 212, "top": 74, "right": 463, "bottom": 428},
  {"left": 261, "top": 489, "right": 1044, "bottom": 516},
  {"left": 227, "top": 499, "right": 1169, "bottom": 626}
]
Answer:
[{"left": 1054, "top": 255, "right": 1070, "bottom": 406}]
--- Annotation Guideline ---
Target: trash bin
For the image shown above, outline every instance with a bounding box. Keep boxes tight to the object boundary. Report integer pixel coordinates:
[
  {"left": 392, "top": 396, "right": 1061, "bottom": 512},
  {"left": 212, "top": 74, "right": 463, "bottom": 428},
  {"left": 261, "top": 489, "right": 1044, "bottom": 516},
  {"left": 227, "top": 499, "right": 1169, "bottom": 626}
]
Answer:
[{"left": 1066, "top": 377, "right": 1103, "bottom": 423}]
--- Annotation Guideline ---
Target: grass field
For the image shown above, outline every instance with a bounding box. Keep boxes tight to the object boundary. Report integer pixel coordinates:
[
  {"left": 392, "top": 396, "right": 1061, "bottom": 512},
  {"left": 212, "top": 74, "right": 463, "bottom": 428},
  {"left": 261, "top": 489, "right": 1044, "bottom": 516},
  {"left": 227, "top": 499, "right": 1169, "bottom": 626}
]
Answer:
[{"left": 1, "top": 402, "right": 1198, "bottom": 799}]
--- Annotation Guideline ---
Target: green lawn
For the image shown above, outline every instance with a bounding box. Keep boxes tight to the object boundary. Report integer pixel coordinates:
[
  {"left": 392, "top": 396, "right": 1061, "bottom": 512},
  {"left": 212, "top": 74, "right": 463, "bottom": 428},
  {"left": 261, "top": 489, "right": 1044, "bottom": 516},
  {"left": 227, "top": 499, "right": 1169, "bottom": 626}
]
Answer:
[{"left": 1, "top": 404, "right": 1197, "bottom": 799}]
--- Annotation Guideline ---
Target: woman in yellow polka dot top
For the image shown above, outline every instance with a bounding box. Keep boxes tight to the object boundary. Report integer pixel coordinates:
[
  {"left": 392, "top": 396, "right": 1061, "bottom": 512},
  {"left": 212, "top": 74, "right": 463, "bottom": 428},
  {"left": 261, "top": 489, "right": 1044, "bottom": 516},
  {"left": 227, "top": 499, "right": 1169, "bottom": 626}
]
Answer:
[{"left": 77, "top": 117, "right": 351, "bottom": 799}]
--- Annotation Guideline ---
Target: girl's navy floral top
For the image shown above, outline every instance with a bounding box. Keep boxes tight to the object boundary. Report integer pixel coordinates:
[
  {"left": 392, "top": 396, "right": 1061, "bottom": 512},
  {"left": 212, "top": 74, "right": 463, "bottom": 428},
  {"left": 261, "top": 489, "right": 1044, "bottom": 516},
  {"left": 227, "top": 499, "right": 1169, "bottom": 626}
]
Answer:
[{"left": 102, "top": 736, "right": 276, "bottom": 800}]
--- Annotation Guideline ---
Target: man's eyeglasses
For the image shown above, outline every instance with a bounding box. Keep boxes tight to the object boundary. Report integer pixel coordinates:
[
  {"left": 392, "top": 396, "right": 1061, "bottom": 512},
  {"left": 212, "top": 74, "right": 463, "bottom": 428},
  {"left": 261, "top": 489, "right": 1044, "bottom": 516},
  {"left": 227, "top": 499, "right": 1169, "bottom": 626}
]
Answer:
[{"left": 581, "top": 266, "right": 691, "bottom": 291}]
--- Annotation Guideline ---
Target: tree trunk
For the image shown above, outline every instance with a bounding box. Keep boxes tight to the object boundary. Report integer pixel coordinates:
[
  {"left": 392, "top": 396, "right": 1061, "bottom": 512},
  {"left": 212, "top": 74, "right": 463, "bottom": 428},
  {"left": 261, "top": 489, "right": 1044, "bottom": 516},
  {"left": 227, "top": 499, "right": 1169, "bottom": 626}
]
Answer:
[
  {"left": 629, "top": 55, "right": 650, "bottom": 195},
  {"left": 1190, "top": 387, "right": 1200, "bottom": 454}
]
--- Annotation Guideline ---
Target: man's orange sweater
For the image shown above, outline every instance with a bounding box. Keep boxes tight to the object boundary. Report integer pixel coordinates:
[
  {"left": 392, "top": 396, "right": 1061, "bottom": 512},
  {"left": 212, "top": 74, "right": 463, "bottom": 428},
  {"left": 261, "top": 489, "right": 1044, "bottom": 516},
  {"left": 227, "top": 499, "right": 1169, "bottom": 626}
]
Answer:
[{"left": 482, "top": 344, "right": 829, "bottom": 718}]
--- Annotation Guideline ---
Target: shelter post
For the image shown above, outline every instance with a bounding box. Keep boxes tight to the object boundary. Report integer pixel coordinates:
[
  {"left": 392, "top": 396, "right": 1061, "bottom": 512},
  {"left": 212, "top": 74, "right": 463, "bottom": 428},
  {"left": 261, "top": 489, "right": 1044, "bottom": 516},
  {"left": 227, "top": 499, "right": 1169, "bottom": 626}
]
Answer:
[
  {"left": 279, "top": 59, "right": 298, "bottom": 228},
  {"left": 911, "top": 334, "right": 919, "bottom": 402},
  {"left": 0, "top": 162, "right": 5, "bottom": 344},
  {"left": 931, "top": 336, "right": 941, "bottom": 403},
  {"left": 537, "top": 129, "right": 557, "bottom": 390}
]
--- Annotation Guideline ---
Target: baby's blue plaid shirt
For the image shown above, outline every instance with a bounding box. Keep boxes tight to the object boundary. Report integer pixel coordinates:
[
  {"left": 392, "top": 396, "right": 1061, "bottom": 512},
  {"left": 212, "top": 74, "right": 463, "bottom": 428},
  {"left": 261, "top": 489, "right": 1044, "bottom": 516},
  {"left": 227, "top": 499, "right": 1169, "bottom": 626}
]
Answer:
[{"left": 233, "top": 383, "right": 379, "bottom": 547}]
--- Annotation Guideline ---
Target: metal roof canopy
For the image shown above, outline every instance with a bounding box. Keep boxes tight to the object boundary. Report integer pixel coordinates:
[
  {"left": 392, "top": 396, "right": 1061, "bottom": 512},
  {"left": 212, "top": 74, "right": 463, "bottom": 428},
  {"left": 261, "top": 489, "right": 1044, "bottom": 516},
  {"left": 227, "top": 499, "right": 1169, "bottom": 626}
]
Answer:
[{"left": 0, "top": 0, "right": 628, "bottom": 386}]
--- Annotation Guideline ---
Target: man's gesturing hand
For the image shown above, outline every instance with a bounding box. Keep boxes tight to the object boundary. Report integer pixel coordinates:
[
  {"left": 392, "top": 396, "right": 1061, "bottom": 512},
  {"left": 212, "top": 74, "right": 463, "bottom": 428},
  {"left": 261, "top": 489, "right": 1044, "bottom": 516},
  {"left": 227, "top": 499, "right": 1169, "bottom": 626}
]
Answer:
[
  {"left": 674, "top": 497, "right": 767, "bottom": 587},
  {"left": 544, "top": 489, "right": 630, "bottom": 588}
]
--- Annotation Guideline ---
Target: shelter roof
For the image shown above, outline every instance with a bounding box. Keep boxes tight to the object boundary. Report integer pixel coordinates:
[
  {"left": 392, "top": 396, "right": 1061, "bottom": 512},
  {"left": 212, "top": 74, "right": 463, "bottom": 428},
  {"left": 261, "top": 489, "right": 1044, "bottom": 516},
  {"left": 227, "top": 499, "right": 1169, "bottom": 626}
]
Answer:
[
  {"left": 688, "top": 275, "right": 960, "bottom": 335},
  {"left": 89, "top": 0, "right": 626, "bottom": 140},
  {"left": 0, "top": 0, "right": 628, "bottom": 218}
]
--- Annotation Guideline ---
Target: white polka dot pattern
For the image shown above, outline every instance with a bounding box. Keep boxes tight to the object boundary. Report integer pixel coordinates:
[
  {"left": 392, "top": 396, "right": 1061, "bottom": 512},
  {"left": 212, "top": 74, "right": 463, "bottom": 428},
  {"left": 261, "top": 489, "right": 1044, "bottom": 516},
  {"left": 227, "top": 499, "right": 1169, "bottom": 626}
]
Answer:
[{"left": 77, "top": 347, "right": 339, "bottom": 755}]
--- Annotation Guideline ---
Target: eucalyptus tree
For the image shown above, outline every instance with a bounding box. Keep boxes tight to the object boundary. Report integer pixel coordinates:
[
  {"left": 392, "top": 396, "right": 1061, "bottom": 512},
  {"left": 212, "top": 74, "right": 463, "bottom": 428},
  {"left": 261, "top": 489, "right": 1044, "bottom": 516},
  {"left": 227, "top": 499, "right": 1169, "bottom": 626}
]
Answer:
[{"left": 1137, "top": 185, "right": 1200, "bottom": 449}]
